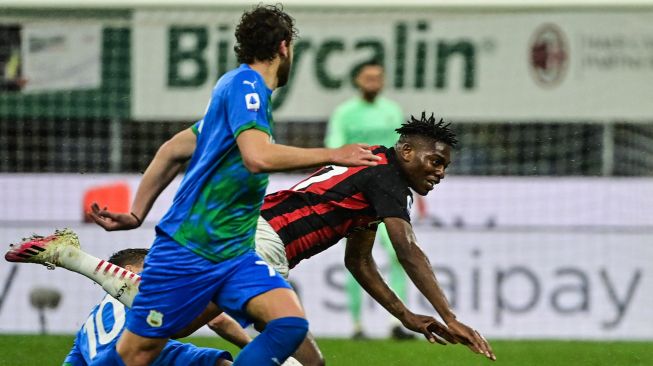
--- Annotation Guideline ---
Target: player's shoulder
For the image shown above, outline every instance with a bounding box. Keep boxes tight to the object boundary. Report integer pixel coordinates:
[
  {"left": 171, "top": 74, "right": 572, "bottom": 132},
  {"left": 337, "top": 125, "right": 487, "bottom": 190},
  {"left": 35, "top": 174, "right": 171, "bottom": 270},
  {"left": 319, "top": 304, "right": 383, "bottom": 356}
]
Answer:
[
  {"left": 230, "top": 67, "right": 265, "bottom": 89},
  {"left": 336, "top": 97, "right": 362, "bottom": 111},
  {"left": 378, "top": 96, "right": 402, "bottom": 111},
  {"left": 371, "top": 145, "right": 389, "bottom": 156},
  {"left": 365, "top": 146, "right": 407, "bottom": 180},
  {"left": 357, "top": 146, "right": 394, "bottom": 173},
  {"left": 231, "top": 67, "right": 260, "bottom": 82},
  {"left": 216, "top": 65, "right": 262, "bottom": 92}
]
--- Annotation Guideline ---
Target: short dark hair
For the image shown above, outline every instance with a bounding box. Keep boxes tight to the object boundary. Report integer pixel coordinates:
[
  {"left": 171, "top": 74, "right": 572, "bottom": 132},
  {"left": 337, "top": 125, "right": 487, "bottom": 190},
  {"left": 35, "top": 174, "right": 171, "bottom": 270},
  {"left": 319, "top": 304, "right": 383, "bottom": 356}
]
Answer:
[
  {"left": 108, "top": 248, "right": 148, "bottom": 267},
  {"left": 355, "top": 61, "right": 383, "bottom": 74},
  {"left": 396, "top": 112, "right": 458, "bottom": 147},
  {"left": 234, "top": 4, "right": 298, "bottom": 64},
  {"left": 351, "top": 60, "right": 383, "bottom": 81}
]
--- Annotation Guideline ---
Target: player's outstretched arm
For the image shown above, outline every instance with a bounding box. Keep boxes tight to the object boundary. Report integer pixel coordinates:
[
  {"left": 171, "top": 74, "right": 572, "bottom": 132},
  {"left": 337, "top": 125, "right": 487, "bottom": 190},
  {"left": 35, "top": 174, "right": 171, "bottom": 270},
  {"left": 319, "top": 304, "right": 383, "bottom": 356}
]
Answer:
[
  {"left": 344, "top": 229, "right": 455, "bottom": 345},
  {"left": 384, "top": 217, "right": 496, "bottom": 361},
  {"left": 90, "top": 127, "right": 197, "bottom": 231},
  {"left": 236, "top": 129, "right": 380, "bottom": 173}
]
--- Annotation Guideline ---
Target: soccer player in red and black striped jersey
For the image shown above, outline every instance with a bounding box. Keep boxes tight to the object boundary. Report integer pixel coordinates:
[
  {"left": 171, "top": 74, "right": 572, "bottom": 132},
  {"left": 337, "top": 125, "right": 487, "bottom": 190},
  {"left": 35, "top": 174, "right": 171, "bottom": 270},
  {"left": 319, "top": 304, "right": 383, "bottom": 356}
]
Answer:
[
  {"left": 9, "top": 112, "right": 495, "bottom": 364},
  {"left": 255, "top": 112, "right": 495, "bottom": 361},
  {"left": 261, "top": 143, "right": 413, "bottom": 269}
]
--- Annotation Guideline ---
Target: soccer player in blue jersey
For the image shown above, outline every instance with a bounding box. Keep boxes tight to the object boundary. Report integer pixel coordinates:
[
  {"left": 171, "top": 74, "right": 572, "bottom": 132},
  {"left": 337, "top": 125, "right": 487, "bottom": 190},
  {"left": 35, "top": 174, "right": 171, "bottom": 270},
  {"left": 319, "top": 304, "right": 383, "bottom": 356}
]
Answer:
[
  {"left": 63, "top": 248, "right": 233, "bottom": 366},
  {"left": 78, "top": 5, "right": 379, "bottom": 366}
]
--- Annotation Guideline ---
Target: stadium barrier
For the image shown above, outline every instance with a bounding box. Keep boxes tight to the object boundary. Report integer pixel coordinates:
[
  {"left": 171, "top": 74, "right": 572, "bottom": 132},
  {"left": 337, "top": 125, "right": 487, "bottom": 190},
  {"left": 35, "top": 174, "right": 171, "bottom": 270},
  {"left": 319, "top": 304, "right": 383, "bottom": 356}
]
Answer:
[{"left": 1, "top": 174, "right": 651, "bottom": 339}]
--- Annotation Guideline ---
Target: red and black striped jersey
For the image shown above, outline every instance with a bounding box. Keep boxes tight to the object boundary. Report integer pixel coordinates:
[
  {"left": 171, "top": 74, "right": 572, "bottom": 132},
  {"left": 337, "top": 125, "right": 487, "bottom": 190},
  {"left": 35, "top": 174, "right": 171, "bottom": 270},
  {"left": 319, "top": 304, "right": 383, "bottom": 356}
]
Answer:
[{"left": 261, "top": 146, "right": 413, "bottom": 268}]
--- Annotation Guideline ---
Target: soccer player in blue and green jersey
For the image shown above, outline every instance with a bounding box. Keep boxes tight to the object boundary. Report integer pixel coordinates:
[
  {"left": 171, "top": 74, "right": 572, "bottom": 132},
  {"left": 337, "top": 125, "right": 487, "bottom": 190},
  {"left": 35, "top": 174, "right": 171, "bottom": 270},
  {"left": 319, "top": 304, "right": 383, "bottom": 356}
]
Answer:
[{"left": 87, "top": 5, "right": 380, "bottom": 366}]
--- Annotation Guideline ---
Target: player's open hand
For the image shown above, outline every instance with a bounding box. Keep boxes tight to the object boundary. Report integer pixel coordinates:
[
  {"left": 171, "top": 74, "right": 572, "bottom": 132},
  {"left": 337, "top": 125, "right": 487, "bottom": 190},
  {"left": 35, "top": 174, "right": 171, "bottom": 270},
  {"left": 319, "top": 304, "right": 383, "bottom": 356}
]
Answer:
[
  {"left": 446, "top": 319, "right": 496, "bottom": 361},
  {"left": 331, "top": 144, "right": 381, "bottom": 167},
  {"left": 401, "top": 312, "right": 457, "bottom": 345},
  {"left": 89, "top": 203, "right": 141, "bottom": 231}
]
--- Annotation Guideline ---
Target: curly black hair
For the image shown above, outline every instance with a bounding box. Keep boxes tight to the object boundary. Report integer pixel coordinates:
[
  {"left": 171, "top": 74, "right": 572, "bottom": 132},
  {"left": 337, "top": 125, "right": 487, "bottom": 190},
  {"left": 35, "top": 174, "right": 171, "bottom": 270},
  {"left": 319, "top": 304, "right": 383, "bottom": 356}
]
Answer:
[
  {"left": 234, "top": 4, "right": 298, "bottom": 64},
  {"left": 108, "top": 248, "right": 149, "bottom": 267},
  {"left": 395, "top": 112, "right": 458, "bottom": 147}
]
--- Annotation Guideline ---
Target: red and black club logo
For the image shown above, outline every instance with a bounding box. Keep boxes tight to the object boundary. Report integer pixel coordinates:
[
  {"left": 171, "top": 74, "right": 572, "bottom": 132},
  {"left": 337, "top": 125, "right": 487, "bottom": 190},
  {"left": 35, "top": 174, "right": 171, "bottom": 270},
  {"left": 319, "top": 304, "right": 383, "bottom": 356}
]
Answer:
[{"left": 529, "top": 23, "right": 569, "bottom": 88}]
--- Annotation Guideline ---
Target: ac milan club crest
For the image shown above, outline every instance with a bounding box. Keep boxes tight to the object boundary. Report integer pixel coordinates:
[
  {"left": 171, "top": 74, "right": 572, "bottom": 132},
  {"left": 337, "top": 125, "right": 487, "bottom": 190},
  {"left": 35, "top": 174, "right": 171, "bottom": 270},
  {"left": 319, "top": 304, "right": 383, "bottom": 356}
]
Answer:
[{"left": 529, "top": 24, "right": 568, "bottom": 87}]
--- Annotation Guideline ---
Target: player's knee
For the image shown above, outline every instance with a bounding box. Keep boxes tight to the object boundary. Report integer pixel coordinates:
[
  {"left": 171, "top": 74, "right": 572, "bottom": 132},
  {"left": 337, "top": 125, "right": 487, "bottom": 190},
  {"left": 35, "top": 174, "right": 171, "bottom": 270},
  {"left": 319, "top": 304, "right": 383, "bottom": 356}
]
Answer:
[
  {"left": 119, "top": 348, "right": 160, "bottom": 366},
  {"left": 267, "top": 316, "right": 309, "bottom": 346},
  {"left": 117, "top": 334, "right": 166, "bottom": 366},
  {"left": 130, "top": 352, "right": 158, "bottom": 366}
]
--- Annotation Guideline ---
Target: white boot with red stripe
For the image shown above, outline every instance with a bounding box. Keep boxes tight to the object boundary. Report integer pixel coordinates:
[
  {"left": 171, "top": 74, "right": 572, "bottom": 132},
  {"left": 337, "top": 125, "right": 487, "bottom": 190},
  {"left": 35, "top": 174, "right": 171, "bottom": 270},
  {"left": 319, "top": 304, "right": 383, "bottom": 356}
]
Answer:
[{"left": 5, "top": 228, "right": 140, "bottom": 307}]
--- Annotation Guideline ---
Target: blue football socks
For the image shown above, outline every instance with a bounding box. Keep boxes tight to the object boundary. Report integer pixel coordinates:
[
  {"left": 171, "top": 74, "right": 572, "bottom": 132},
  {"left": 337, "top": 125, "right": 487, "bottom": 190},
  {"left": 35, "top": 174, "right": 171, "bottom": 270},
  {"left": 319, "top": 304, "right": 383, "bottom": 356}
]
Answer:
[{"left": 233, "top": 316, "right": 309, "bottom": 365}]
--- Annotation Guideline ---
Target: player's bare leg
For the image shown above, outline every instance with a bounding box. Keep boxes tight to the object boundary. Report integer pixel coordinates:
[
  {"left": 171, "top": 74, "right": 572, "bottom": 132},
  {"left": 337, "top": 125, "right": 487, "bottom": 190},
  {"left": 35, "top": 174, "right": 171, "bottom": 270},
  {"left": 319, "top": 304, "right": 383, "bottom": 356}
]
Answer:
[
  {"left": 115, "top": 330, "right": 168, "bottom": 366},
  {"left": 291, "top": 332, "right": 324, "bottom": 366}
]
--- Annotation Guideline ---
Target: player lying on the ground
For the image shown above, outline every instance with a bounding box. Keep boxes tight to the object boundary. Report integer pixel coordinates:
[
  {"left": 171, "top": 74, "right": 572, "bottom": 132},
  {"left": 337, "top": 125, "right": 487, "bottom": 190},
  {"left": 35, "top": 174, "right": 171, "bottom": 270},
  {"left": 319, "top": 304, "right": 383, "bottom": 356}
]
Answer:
[
  {"left": 62, "top": 248, "right": 233, "bottom": 366},
  {"left": 6, "top": 113, "right": 495, "bottom": 363},
  {"left": 6, "top": 231, "right": 302, "bottom": 366}
]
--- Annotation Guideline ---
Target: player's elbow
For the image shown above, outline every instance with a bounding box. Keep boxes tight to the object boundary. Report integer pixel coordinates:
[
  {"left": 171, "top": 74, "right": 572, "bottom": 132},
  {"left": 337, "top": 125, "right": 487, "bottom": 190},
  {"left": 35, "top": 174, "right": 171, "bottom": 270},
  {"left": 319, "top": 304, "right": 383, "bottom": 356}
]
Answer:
[
  {"left": 344, "top": 255, "right": 367, "bottom": 274},
  {"left": 242, "top": 158, "right": 267, "bottom": 173},
  {"left": 344, "top": 257, "right": 357, "bottom": 272},
  {"left": 207, "top": 319, "right": 222, "bottom": 333},
  {"left": 396, "top": 254, "right": 415, "bottom": 270},
  {"left": 396, "top": 246, "right": 427, "bottom": 270},
  {"left": 156, "top": 139, "right": 175, "bottom": 159},
  {"left": 242, "top": 153, "right": 272, "bottom": 173},
  {"left": 157, "top": 129, "right": 196, "bottom": 164},
  {"left": 394, "top": 244, "right": 417, "bottom": 266},
  {"left": 158, "top": 138, "right": 187, "bottom": 164}
]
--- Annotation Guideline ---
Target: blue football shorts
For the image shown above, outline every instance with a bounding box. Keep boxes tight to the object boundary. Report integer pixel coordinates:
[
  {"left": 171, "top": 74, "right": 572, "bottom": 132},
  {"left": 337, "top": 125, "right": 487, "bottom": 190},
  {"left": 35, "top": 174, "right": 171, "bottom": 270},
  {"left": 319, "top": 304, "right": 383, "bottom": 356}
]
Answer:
[{"left": 126, "top": 230, "right": 292, "bottom": 338}]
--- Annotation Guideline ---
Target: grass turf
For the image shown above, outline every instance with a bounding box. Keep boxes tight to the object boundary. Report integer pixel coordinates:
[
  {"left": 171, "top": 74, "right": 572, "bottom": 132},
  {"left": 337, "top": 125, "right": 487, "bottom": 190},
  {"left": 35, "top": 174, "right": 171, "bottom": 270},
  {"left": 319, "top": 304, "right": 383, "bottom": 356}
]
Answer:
[{"left": 0, "top": 334, "right": 651, "bottom": 366}]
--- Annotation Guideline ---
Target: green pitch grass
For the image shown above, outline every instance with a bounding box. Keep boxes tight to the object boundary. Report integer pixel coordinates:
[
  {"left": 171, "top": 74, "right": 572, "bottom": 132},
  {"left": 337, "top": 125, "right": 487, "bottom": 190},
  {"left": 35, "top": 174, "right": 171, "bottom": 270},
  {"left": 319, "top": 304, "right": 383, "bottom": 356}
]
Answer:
[{"left": 0, "top": 334, "right": 651, "bottom": 366}]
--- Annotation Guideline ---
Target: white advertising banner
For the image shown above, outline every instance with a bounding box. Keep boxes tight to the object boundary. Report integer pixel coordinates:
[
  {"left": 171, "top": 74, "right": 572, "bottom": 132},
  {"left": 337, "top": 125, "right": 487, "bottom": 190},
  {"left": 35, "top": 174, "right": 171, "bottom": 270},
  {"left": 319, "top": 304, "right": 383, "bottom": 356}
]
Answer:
[
  {"left": 132, "top": 10, "right": 653, "bottom": 121},
  {"left": 21, "top": 24, "right": 102, "bottom": 93},
  {"left": 0, "top": 226, "right": 651, "bottom": 339},
  {"left": 290, "top": 230, "right": 653, "bottom": 339},
  {"left": 0, "top": 175, "right": 652, "bottom": 338}
]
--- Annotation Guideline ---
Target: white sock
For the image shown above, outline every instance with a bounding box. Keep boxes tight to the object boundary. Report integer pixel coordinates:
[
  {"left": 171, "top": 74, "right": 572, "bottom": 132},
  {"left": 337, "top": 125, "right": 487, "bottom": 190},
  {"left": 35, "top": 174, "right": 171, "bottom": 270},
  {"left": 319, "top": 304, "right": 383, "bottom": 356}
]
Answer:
[
  {"left": 58, "top": 246, "right": 140, "bottom": 307},
  {"left": 282, "top": 356, "right": 303, "bottom": 366}
]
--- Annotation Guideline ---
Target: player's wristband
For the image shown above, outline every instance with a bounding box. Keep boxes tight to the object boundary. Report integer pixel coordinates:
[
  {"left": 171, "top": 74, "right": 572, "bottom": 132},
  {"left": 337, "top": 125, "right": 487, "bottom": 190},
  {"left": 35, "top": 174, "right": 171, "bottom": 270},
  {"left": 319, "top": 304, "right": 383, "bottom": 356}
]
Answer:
[{"left": 130, "top": 212, "right": 143, "bottom": 226}]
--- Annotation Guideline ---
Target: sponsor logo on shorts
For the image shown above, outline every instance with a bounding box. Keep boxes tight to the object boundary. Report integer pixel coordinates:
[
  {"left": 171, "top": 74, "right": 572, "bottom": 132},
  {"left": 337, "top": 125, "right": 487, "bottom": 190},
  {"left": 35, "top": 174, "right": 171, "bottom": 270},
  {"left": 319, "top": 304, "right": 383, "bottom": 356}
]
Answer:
[{"left": 146, "top": 310, "right": 164, "bottom": 327}]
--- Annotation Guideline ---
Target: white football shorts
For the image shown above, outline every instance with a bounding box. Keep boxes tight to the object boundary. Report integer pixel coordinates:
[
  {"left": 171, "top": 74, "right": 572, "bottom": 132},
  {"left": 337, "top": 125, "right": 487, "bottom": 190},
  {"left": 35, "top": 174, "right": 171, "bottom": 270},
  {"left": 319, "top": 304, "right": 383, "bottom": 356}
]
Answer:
[{"left": 255, "top": 216, "right": 290, "bottom": 279}]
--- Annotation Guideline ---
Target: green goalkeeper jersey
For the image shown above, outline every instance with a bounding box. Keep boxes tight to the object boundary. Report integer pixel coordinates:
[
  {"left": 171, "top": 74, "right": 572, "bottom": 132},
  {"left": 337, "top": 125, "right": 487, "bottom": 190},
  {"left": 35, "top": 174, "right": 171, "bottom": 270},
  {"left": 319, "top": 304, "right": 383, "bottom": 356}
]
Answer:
[{"left": 325, "top": 96, "right": 404, "bottom": 148}]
